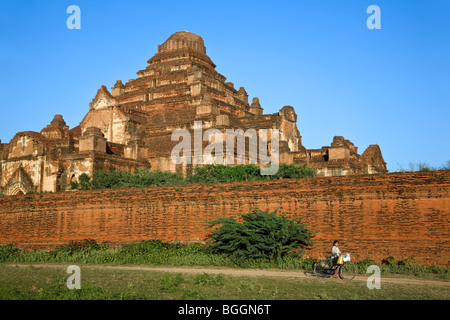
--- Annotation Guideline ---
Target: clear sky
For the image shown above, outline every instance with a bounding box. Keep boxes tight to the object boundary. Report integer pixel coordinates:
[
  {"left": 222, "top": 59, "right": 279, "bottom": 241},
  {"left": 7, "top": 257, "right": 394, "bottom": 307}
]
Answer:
[{"left": 0, "top": 0, "right": 449, "bottom": 172}]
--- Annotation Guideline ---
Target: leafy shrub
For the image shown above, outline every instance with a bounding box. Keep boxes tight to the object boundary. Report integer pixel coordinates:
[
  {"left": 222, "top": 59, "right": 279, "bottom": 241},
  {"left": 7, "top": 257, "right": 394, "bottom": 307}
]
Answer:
[
  {"left": 0, "top": 244, "right": 19, "bottom": 262},
  {"left": 70, "top": 181, "right": 79, "bottom": 190},
  {"left": 207, "top": 208, "right": 315, "bottom": 260},
  {"left": 58, "top": 239, "right": 106, "bottom": 253},
  {"left": 70, "top": 169, "right": 184, "bottom": 190},
  {"left": 272, "top": 164, "right": 316, "bottom": 179},
  {"left": 382, "top": 256, "right": 397, "bottom": 265},
  {"left": 92, "top": 169, "right": 185, "bottom": 189},
  {"left": 114, "top": 240, "right": 213, "bottom": 265},
  {"left": 69, "top": 164, "right": 316, "bottom": 191},
  {"left": 92, "top": 170, "right": 132, "bottom": 189},
  {"left": 356, "top": 259, "right": 379, "bottom": 272},
  {"left": 398, "top": 257, "right": 415, "bottom": 267},
  {"left": 297, "top": 257, "right": 316, "bottom": 270},
  {"left": 48, "top": 239, "right": 108, "bottom": 261},
  {"left": 186, "top": 164, "right": 315, "bottom": 184},
  {"left": 119, "top": 240, "right": 167, "bottom": 255},
  {"left": 429, "top": 265, "right": 450, "bottom": 276},
  {"left": 129, "top": 169, "right": 185, "bottom": 187},
  {"left": 186, "top": 164, "right": 262, "bottom": 184},
  {"left": 78, "top": 173, "right": 92, "bottom": 190}
]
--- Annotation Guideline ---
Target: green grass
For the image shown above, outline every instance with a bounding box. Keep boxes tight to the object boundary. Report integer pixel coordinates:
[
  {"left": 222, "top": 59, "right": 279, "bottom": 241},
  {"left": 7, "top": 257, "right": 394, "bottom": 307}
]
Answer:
[
  {"left": 0, "top": 264, "right": 448, "bottom": 300},
  {"left": 1, "top": 241, "right": 449, "bottom": 281}
]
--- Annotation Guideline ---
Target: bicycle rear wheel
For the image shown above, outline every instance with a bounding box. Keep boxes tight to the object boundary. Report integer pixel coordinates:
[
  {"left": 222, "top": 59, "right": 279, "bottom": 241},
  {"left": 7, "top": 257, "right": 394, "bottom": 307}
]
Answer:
[
  {"left": 339, "top": 262, "right": 357, "bottom": 280},
  {"left": 314, "top": 259, "right": 333, "bottom": 278}
]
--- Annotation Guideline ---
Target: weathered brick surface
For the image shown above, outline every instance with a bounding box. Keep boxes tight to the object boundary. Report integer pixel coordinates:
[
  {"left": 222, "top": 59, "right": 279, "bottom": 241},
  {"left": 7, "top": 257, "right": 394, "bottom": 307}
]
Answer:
[{"left": 0, "top": 171, "right": 449, "bottom": 266}]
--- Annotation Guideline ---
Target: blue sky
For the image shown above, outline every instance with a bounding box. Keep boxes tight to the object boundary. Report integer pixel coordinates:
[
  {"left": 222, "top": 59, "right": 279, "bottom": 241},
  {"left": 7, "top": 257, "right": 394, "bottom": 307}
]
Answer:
[{"left": 0, "top": 0, "right": 449, "bottom": 171}]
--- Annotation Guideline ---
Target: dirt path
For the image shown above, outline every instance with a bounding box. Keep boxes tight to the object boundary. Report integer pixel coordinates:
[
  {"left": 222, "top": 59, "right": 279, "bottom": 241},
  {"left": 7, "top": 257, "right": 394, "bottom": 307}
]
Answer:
[{"left": 7, "top": 263, "right": 450, "bottom": 287}]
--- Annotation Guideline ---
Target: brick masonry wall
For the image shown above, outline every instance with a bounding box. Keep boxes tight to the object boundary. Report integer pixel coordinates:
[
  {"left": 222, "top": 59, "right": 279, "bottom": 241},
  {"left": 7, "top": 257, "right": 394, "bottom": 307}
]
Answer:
[{"left": 0, "top": 171, "right": 449, "bottom": 266}]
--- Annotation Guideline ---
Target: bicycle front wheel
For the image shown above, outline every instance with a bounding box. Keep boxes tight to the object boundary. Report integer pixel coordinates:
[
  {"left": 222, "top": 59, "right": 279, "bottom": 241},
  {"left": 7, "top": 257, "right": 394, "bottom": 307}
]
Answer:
[
  {"left": 339, "top": 262, "right": 357, "bottom": 280},
  {"left": 314, "top": 259, "right": 333, "bottom": 278}
]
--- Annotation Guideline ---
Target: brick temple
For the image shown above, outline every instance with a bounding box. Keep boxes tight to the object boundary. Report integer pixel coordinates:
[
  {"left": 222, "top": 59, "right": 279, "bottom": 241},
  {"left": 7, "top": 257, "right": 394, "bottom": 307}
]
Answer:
[{"left": 0, "top": 31, "right": 387, "bottom": 195}]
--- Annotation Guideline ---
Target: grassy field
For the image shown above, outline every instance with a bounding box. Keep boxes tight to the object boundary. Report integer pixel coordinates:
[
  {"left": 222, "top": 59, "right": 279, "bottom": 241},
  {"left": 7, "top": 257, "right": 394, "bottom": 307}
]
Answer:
[
  {"left": 2, "top": 241, "right": 449, "bottom": 281},
  {"left": 1, "top": 241, "right": 449, "bottom": 300},
  {"left": 0, "top": 263, "right": 448, "bottom": 300}
]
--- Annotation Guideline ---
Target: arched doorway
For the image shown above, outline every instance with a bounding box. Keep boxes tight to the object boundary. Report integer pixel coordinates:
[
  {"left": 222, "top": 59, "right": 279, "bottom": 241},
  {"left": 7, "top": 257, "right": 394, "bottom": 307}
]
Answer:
[
  {"left": 5, "top": 166, "right": 35, "bottom": 195},
  {"left": 8, "top": 183, "right": 28, "bottom": 196}
]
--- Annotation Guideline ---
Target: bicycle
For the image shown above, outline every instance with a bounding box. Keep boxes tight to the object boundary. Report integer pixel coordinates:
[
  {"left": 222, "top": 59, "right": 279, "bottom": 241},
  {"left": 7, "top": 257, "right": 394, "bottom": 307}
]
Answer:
[{"left": 314, "top": 254, "right": 357, "bottom": 280}]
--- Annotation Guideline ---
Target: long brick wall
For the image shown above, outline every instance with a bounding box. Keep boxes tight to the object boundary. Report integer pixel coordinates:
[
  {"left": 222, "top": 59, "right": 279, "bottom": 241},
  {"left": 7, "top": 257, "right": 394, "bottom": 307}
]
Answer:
[{"left": 0, "top": 171, "right": 449, "bottom": 266}]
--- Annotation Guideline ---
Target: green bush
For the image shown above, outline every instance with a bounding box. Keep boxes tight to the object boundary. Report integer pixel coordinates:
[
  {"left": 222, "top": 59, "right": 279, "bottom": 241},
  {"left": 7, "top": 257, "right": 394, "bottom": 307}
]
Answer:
[
  {"left": 71, "top": 169, "right": 186, "bottom": 190},
  {"left": 356, "top": 259, "right": 378, "bottom": 273},
  {"left": 92, "top": 170, "right": 132, "bottom": 189},
  {"left": 398, "top": 257, "right": 415, "bottom": 267},
  {"left": 207, "top": 208, "right": 315, "bottom": 260},
  {"left": 272, "top": 164, "right": 316, "bottom": 179},
  {"left": 78, "top": 173, "right": 92, "bottom": 190},
  {"left": 186, "top": 164, "right": 315, "bottom": 184},
  {"left": 45, "top": 239, "right": 110, "bottom": 263},
  {"left": 92, "top": 169, "right": 185, "bottom": 189},
  {"left": 0, "top": 244, "right": 20, "bottom": 262},
  {"left": 114, "top": 240, "right": 215, "bottom": 265},
  {"left": 69, "top": 164, "right": 316, "bottom": 191},
  {"left": 382, "top": 256, "right": 397, "bottom": 265},
  {"left": 186, "top": 164, "right": 263, "bottom": 184}
]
